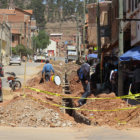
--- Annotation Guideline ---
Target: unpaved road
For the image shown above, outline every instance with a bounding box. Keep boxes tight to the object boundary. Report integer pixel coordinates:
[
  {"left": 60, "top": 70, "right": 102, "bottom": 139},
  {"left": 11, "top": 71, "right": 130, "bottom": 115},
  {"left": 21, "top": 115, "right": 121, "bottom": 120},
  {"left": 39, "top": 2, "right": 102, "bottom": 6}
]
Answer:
[
  {"left": 0, "top": 127, "right": 140, "bottom": 140},
  {"left": 2, "top": 62, "right": 42, "bottom": 90}
]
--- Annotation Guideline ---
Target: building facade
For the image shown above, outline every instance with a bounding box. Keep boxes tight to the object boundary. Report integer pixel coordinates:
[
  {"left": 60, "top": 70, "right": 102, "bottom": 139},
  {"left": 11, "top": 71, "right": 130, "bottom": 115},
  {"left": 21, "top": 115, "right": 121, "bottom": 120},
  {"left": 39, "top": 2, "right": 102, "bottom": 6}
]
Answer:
[
  {"left": 43, "top": 39, "right": 56, "bottom": 57},
  {"left": 125, "top": 0, "right": 140, "bottom": 47},
  {"left": 0, "top": 8, "right": 36, "bottom": 48},
  {"left": 87, "top": 1, "right": 112, "bottom": 54},
  {"left": 0, "top": 23, "right": 11, "bottom": 65}
]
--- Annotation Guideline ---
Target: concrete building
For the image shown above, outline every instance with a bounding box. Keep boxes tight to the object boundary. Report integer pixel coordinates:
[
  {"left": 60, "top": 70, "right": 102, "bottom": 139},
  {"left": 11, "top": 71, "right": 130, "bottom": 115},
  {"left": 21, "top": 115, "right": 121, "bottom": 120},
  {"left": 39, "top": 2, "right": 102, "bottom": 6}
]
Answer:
[
  {"left": 43, "top": 39, "right": 57, "bottom": 57},
  {"left": 50, "top": 33, "right": 63, "bottom": 40},
  {"left": 87, "top": 1, "right": 112, "bottom": 54},
  {"left": 0, "top": 23, "right": 11, "bottom": 65},
  {"left": 125, "top": 0, "right": 140, "bottom": 47}
]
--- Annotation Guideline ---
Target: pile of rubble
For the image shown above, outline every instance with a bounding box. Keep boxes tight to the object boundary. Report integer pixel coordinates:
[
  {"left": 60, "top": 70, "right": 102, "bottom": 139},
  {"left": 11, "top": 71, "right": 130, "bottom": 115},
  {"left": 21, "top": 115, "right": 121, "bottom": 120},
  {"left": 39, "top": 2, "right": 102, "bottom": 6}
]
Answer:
[
  {"left": 2, "top": 60, "right": 140, "bottom": 129},
  {"left": 0, "top": 97, "right": 75, "bottom": 127},
  {"left": 0, "top": 61, "right": 81, "bottom": 128}
]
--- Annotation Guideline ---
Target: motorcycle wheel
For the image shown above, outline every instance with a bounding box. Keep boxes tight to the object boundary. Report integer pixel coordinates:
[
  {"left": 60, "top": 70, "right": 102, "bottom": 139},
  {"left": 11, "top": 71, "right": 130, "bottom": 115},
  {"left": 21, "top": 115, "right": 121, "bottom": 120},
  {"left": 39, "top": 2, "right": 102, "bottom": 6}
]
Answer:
[{"left": 13, "top": 81, "right": 21, "bottom": 90}]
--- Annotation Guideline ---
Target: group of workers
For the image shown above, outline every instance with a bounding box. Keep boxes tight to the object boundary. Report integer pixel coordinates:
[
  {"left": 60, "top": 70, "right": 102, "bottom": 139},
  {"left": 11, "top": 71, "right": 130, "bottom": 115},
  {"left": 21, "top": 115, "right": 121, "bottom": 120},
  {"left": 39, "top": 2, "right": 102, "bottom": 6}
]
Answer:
[
  {"left": 41, "top": 58, "right": 140, "bottom": 107},
  {"left": 76, "top": 58, "right": 140, "bottom": 107}
]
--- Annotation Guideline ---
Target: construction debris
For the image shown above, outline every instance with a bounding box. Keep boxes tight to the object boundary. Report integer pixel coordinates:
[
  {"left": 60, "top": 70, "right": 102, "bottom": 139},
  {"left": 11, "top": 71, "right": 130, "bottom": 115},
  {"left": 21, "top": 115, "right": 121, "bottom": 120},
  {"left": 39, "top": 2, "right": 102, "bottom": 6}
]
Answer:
[{"left": 1, "top": 61, "right": 140, "bottom": 129}]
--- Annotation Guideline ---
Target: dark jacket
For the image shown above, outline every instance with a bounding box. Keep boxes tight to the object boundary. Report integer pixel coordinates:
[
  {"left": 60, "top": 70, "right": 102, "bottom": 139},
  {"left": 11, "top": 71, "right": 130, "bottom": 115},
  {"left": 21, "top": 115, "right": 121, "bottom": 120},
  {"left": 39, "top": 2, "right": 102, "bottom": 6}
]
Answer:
[
  {"left": 77, "top": 63, "right": 90, "bottom": 81},
  {"left": 133, "top": 68, "right": 140, "bottom": 83}
]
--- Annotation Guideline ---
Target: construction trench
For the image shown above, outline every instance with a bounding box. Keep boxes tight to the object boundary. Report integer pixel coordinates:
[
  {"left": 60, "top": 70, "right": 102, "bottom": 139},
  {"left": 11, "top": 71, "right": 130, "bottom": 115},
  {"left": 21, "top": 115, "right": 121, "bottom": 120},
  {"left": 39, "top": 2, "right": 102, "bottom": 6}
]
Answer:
[
  {"left": 1, "top": 61, "right": 140, "bottom": 128},
  {"left": 62, "top": 72, "right": 91, "bottom": 125}
]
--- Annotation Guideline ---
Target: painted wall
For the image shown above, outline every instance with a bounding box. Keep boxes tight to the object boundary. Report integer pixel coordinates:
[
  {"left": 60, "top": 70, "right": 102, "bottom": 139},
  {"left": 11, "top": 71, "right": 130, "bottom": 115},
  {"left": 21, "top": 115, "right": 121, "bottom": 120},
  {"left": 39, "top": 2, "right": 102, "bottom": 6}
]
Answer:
[{"left": 43, "top": 40, "right": 57, "bottom": 56}]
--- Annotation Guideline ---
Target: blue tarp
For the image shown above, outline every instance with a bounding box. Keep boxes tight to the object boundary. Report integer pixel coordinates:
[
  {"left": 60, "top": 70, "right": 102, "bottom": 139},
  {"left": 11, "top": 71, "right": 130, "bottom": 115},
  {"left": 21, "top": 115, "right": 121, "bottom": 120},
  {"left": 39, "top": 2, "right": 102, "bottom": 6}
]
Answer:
[
  {"left": 120, "top": 46, "right": 140, "bottom": 61},
  {"left": 88, "top": 53, "right": 98, "bottom": 58}
]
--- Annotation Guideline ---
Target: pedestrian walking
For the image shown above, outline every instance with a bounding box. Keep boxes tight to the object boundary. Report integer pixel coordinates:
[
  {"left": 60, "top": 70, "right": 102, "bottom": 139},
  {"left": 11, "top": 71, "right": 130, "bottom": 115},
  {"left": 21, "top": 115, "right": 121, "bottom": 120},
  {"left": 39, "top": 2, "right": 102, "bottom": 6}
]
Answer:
[
  {"left": 42, "top": 60, "right": 55, "bottom": 81},
  {"left": 76, "top": 62, "right": 90, "bottom": 106}
]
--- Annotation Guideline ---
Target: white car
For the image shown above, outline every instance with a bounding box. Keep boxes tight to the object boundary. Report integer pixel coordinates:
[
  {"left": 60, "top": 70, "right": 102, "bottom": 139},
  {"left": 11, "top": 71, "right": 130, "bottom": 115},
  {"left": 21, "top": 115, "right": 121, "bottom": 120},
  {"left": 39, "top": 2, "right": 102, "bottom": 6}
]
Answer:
[
  {"left": 34, "top": 55, "right": 46, "bottom": 62},
  {"left": 9, "top": 55, "right": 21, "bottom": 65}
]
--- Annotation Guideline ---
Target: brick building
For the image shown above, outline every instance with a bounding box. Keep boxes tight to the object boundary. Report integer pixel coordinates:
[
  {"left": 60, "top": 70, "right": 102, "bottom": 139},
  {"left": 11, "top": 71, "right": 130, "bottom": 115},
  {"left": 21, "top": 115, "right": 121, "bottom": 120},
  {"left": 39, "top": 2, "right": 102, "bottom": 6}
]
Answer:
[
  {"left": 87, "top": 1, "right": 112, "bottom": 54},
  {"left": 125, "top": 0, "right": 140, "bottom": 47},
  {"left": 0, "top": 23, "right": 11, "bottom": 65},
  {"left": 0, "top": 8, "right": 36, "bottom": 48}
]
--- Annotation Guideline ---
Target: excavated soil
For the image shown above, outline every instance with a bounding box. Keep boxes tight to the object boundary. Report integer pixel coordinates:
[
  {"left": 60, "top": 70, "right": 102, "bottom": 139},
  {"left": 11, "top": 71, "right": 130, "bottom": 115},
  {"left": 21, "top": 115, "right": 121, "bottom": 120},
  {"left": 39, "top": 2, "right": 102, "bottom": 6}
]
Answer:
[
  {"left": 68, "top": 71, "right": 140, "bottom": 129},
  {"left": 0, "top": 96, "right": 76, "bottom": 127},
  {"left": 1, "top": 61, "right": 140, "bottom": 129},
  {"left": 0, "top": 61, "right": 82, "bottom": 128}
]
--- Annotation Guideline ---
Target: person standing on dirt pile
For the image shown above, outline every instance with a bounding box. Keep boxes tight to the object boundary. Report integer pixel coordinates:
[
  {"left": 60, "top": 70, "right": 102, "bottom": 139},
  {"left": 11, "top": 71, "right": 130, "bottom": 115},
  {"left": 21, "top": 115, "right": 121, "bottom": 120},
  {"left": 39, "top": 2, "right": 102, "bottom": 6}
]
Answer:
[
  {"left": 110, "top": 69, "right": 118, "bottom": 96},
  {"left": 42, "top": 60, "right": 55, "bottom": 81},
  {"left": 76, "top": 62, "right": 90, "bottom": 106},
  {"left": 132, "top": 63, "right": 140, "bottom": 93}
]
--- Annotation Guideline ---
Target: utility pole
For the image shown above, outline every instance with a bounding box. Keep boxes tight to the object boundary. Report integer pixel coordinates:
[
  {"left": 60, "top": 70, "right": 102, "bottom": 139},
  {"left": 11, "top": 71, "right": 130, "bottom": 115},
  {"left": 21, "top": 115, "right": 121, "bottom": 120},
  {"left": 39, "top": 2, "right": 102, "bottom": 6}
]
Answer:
[
  {"left": 118, "top": 0, "right": 124, "bottom": 96},
  {"left": 96, "top": 0, "right": 102, "bottom": 83},
  {"left": 96, "top": 0, "right": 101, "bottom": 61},
  {"left": 76, "top": 14, "right": 79, "bottom": 63},
  {"left": 0, "top": 23, "right": 3, "bottom": 63},
  {"left": 83, "top": 0, "right": 86, "bottom": 57}
]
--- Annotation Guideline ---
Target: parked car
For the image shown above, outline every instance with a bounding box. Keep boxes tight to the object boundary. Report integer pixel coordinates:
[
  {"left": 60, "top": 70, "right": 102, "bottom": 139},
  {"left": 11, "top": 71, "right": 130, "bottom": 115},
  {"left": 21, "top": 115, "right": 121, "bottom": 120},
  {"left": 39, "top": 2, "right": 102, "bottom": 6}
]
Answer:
[
  {"left": 9, "top": 55, "right": 21, "bottom": 65},
  {"left": 0, "top": 64, "right": 4, "bottom": 77},
  {"left": 34, "top": 55, "right": 46, "bottom": 62}
]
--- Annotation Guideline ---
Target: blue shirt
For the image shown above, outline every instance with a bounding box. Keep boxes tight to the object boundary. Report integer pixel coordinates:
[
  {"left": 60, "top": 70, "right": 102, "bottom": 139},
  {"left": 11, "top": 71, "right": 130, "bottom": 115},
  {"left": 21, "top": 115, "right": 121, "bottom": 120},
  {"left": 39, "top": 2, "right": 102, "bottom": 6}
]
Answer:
[{"left": 42, "top": 63, "right": 54, "bottom": 74}]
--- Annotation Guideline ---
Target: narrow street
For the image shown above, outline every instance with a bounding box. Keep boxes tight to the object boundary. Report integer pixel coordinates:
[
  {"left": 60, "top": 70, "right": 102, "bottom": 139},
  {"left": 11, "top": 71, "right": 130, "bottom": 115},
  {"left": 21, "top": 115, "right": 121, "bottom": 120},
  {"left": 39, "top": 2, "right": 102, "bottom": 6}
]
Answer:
[
  {"left": 2, "top": 62, "right": 41, "bottom": 90},
  {"left": 0, "top": 127, "right": 140, "bottom": 140},
  {"left": 0, "top": 0, "right": 140, "bottom": 140}
]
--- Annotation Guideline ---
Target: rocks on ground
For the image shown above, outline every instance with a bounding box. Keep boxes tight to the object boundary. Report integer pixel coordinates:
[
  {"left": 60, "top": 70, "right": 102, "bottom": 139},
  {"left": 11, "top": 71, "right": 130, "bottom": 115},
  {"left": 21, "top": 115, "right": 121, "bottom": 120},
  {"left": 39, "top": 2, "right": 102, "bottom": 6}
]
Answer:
[{"left": 0, "top": 97, "right": 74, "bottom": 127}]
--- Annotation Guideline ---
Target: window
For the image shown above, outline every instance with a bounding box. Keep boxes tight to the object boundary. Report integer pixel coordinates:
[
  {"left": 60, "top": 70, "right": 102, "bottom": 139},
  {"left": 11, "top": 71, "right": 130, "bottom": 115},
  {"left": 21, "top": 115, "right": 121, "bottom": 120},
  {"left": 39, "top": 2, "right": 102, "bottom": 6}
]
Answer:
[{"left": 12, "top": 35, "right": 14, "bottom": 42}]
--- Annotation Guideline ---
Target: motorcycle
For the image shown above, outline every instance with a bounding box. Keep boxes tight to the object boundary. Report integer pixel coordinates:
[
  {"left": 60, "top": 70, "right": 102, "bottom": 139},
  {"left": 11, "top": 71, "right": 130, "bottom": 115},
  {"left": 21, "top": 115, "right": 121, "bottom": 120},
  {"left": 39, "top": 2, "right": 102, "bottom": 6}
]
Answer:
[{"left": 6, "top": 72, "right": 21, "bottom": 91}]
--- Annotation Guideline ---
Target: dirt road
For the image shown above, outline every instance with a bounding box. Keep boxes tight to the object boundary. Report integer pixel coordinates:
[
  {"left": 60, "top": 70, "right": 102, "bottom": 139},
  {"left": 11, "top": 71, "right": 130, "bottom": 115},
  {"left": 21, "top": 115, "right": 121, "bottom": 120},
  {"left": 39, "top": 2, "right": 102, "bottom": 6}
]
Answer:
[
  {"left": 2, "top": 62, "right": 41, "bottom": 90},
  {"left": 0, "top": 127, "right": 140, "bottom": 140}
]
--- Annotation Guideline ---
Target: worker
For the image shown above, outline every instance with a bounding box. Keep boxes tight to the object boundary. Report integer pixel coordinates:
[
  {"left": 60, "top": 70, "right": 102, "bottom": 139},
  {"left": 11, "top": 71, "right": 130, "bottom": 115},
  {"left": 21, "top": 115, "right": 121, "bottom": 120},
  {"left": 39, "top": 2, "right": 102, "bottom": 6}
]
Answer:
[
  {"left": 133, "top": 64, "right": 140, "bottom": 93},
  {"left": 42, "top": 59, "right": 55, "bottom": 81},
  {"left": 76, "top": 62, "right": 91, "bottom": 106}
]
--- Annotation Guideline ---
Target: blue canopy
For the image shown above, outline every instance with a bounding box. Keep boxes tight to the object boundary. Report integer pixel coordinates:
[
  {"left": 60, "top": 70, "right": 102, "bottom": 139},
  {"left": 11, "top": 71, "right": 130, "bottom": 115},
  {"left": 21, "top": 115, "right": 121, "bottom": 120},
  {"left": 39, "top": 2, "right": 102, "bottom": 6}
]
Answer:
[
  {"left": 88, "top": 53, "right": 98, "bottom": 59},
  {"left": 120, "top": 46, "right": 140, "bottom": 61}
]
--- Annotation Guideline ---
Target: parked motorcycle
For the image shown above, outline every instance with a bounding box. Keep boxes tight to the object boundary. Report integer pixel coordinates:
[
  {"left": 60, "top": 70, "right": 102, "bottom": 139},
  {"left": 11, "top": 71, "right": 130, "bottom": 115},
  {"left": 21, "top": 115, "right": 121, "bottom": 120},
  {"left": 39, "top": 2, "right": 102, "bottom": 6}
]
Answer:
[{"left": 6, "top": 72, "right": 21, "bottom": 91}]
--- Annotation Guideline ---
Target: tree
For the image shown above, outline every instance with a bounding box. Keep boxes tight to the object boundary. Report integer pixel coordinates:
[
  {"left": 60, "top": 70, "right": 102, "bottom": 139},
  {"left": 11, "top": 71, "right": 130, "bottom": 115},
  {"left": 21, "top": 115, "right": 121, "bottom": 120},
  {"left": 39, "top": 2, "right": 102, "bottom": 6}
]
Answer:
[
  {"left": 27, "top": 0, "right": 46, "bottom": 28},
  {"left": 12, "top": 44, "right": 32, "bottom": 56},
  {"left": 0, "top": 0, "right": 8, "bottom": 8},
  {"left": 32, "top": 30, "right": 50, "bottom": 53}
]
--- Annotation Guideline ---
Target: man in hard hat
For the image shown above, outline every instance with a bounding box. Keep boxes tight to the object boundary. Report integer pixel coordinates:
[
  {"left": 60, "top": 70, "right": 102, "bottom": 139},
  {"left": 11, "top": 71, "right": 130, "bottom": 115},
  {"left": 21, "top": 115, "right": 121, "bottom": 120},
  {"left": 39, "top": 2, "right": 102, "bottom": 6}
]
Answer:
[{"left": 42, "top": 60, "right": 55, "bottom": 81}]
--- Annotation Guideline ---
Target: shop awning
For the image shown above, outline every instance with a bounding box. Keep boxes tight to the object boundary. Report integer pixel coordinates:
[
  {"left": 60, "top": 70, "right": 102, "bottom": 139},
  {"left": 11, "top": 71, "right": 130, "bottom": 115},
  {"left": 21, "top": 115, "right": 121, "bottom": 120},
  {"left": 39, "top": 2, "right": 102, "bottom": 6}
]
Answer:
[
  {"left": 120, "top": 46, "right": 140, "bottom": 61},
  {"left": 88, "top": 53, "right": 98, "bottom": 58}
]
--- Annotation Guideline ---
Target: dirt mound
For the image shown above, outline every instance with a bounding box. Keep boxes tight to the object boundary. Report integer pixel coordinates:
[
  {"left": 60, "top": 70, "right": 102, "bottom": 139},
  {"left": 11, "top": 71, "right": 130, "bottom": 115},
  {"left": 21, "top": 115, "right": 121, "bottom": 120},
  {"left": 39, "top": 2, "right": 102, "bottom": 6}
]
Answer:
[
  {"left": 78, "top": 96, "right": 140, "bottom": 128},
  {"left": 69, "top": 71, "right": 140, "bottom": 129},
  {"left": 0, "top": 97, "right": 75, "bottom": 127},
  {"left": 27, "top": 70, "right": 62, "bottom": 94}
]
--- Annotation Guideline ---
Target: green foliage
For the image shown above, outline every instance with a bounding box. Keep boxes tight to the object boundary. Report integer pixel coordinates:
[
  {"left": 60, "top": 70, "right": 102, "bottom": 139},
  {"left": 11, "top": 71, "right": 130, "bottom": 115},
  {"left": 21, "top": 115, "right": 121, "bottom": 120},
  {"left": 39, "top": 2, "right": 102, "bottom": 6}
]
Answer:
[
  {"left": 32, "top": 30, "right": 50, "bottom": 52},
  {"left": 27, "top": 0, "right": 46, "bottom": 28},
  {"left": 14, "top": 0, "right": 25, "bottom": 9},
  {"left": 12, "top": 47, "right": 18, "bottom": 55},
  {"left": 0, "top": 0, "right": 93, "bottom": 23},
  {"left": 0, "top": 0, "right": 8, "bottom": 8},
  {"left": 12, "top": 44, "right": 32, "bottom": 56}
]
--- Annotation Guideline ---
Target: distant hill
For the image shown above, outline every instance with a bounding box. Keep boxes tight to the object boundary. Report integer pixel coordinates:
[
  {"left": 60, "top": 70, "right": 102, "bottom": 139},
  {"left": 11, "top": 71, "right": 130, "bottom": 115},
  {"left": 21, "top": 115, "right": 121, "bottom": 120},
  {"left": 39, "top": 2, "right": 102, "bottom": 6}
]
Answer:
[
  {"left": 0, "top": 0, "right": 94, "bottom": 23},
  {"left": 0, "top": 0, "right": 84, "bottom": 39}
]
